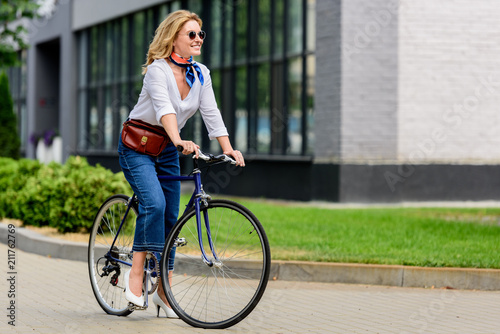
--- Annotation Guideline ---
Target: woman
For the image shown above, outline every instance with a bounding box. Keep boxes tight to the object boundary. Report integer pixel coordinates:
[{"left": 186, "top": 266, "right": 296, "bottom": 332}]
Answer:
[{"left": 118, "top": 10, "right": 245, "bottom": 318}]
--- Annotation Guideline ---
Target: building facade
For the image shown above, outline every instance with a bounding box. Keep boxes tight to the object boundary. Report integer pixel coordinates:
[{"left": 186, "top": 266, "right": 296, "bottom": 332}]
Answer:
[{"left": 9, "top": 0, "right": 500, "bottom": 202}]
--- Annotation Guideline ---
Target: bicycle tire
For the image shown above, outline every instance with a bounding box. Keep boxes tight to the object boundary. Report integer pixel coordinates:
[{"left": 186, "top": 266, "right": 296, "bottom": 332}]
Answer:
[
  {"left": 161, "top": 199, "right": 271, "bottom": 329},
  {"left": 88, "top": 194, "right": 138, "bottom": 316}
]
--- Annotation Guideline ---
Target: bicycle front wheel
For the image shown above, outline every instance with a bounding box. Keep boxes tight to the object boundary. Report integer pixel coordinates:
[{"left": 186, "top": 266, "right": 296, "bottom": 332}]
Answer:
[
  {"left": 88, "top": 194, "right": 137, "bottom": 316},
  {"left": 161, "top": 199, "right": 271, "bottom": 329}
]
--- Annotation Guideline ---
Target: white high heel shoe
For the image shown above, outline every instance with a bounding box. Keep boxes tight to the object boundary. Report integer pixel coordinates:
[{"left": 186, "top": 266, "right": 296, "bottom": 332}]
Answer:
[
  {"left": 124, "top": 270, "right": 144, "bottom": 307},
  {"left": 152, "top": 290, "right": 178, "bottom": 318}
]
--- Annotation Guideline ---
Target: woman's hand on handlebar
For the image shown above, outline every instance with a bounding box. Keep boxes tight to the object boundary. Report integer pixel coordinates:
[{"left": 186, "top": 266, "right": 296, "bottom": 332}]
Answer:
[
  {"left": 224, "top": 149, "right": 245, "bottom": 167},
  {"left": 175, "top": 140, "right": 199, "bottom": 158}
]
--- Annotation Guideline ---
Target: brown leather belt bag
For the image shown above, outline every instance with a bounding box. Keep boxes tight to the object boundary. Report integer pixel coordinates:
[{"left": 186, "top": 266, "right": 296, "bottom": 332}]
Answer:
[{"left": 121, "top": 119, "right": 170, "bottom": 156}]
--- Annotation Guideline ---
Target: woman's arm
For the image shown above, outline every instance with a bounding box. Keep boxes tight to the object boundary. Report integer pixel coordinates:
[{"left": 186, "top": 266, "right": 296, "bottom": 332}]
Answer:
[
  {"left": 160, "top": 114, "right": 199, "bottom": 158},
  {"left": 217, "top": 136, "right": 245, "bottom": 167}
]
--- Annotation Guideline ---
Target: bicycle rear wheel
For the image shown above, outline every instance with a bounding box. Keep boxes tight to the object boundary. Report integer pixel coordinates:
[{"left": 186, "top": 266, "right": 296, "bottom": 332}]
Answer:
[
  {"left": 88, "top": 194, "right": 137, "bottom": 316},
  {"left": 161, "top": 199, "right": 271, "bottom": 329}
]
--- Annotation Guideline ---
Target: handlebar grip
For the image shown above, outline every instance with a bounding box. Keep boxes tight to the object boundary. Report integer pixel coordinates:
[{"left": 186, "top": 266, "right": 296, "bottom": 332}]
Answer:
[{"left": 176, "top": 145, "right": 183, "bottom": 152}]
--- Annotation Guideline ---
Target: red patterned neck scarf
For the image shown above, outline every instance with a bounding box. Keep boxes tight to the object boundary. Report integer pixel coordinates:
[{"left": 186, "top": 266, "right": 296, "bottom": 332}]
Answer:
[{"left": 169, "top": 53, "right": 204, "bottom": 87}]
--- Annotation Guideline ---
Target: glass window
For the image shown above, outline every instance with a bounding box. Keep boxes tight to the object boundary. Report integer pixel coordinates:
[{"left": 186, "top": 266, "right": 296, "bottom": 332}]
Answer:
[
  {"left": 78, "top": 31, "right": 88, "bottom": 88},
  {"left": 133, "top": 12, "right": 145, "bottom": 79},
  {"left": 104, "top": 88, "right": 113, "bottom": 150},
  {"left": 171, "top": 1, "right": 181, "bottom": 12},
  {"left": 287, "top": 57, "right": 302, "bottom": 154},
  {"left": 257, "top": 63, "right": 270, "bottom": 153},
  {"left": 210, "top": 70, "right": 222, "bottom": 136},
  {"left": 120, "top": 17, "right": 129, "bottom": 82},
  {"left": 120, "top": 84, "right": 130, "bottom": 123},
  {"left": 77, "top": 31, "right": 88, "bottom": 150},
  {"left": 223, "top": 0, "right": 233, "bottom": 62},
  {"left": 271, "top": 62, "right": 284, "bottom": 154},
  {"left": 88, "top": 90, "right": 98, "bottom": 149},
  {"left": 188, "top": 0, "right": 202, "bottom": 15},
  {"left": 112, "top": 22, "right": 120, "bottom": 82},
  {"left": 210, "top": 0, "right": 222, "bottom": 67},
  {"left": 78, "top": 90, "right": 87, "bottom": 151},
  {"left": 97, "top": 25, "right": 106, "bottom": 83},
  {"left": 158, "top": 4, "right": 168, "bottom": 20},
  {"left": 273, "top": 0, "right": 284, "bottom": 58},
  {"left": 257, "top": 0, "right": 271, "bottom": 57},
  {"left": 89, "top": 26, "right": 99, "bottom": 85},
  {"left": 235, "top": 66, "right": 248, "bottom": 151},
  {"left": 235, "top": 0, "right": 247, "bottom": 62},
  {"left": 105, "top": 22, "right": 113, "bottom": 84},
  {"left": 287, "top": 0, "right": 303, "bottom": 54},
  {"left": 307, "top": 0, "right": 315, "bottom": 51},
  {"left": 145, "top": 9, "right": 155, "bottom": 51},
  {"left": 306, "top": 54, "right": 315, "bottom": 154},
  {"left": 170, "top": 0, "right": 181, "bottom": 12},
  {"left": 193, "top": 113, "right": 203, "bottom": 146}
]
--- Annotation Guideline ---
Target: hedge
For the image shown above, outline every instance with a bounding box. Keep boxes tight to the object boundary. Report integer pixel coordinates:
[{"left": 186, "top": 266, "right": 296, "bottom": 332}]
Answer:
[
  {"left": 0, "top": 71, "right": 21, "bottom": 159},
  {"left": 0, "top": 156, "right": 131, "bottom": 233}
]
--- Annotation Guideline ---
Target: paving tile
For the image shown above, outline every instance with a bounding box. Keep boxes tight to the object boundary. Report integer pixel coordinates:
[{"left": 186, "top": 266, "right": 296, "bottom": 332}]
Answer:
[{"left": 1, "top": 243, "right": 500, "bottom": 333}]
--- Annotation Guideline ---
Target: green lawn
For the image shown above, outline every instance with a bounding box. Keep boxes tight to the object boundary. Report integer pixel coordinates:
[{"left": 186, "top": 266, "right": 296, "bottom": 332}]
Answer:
[{"left": 198, "top": 197, "right": 500, "bottom": 269}]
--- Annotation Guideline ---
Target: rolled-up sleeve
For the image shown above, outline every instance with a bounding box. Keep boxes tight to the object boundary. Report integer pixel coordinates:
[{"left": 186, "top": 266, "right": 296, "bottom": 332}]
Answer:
[
  {"left": 198, "top": 67, "right": 229, "bottom": 140},
  {"left": 145, "top": 64, "right": 177, "bottom": 123}
]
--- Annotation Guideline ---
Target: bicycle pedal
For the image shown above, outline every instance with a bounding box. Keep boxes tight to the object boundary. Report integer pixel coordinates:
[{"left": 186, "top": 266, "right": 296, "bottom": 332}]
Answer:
[
  {"left": 174, "top": 237, "right": 187, "bottom": 247},
  {"left": 127, "top": 302, "right": 147, "bottom": 311}
]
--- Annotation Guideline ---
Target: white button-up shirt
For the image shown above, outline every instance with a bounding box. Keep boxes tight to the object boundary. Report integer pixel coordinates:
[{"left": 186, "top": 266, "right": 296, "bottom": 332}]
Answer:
[{"left": 128, "top": 59, "right": 228, "bottom": 140}]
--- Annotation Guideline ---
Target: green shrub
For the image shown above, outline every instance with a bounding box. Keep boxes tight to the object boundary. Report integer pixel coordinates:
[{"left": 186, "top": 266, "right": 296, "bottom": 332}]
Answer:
[
  {"left": 0, "top": 158, "right": 42, "bottom": 219},
  {"left": 0, "top": 156, "right": 131, "bottom": 233},
  {"left": 0, "top": 71, "right": 20, "bottom": 159}
]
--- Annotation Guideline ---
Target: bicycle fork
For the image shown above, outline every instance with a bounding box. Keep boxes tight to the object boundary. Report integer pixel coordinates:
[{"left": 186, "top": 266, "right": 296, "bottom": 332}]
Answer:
[{"left": 193, "top": 170, "right": 222, "bottom": 268}]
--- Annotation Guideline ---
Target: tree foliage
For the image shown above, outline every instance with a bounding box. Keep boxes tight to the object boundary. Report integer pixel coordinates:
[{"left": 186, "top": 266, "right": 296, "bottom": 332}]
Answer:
[
  {"left": 0, "top": 1, "right": 39, "bottom": 157},
  {"left": 0, "top": 0, "right": 39, "bottom": 67}
]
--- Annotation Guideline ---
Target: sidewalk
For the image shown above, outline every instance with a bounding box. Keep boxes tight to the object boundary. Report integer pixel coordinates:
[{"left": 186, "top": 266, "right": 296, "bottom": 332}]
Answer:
[
  {"left": 1, "top": 242, "right": 500, "bottom": 333},
  {"left": 1, "top": 222, "right": 499, "bottom": 291}
]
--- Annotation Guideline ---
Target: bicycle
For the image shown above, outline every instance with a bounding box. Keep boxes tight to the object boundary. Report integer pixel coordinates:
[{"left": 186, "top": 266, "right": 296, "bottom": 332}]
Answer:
[{"left": 88, "top": 148, "right": 271, "bottom": 329}]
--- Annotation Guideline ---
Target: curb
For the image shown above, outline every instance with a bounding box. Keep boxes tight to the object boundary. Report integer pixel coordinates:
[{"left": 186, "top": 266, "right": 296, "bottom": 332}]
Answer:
[
  {"left": 0, "top": 223, "right": 89, "bottom": 262},
  {"left": 1, "top": 223, "right": 499, "bottom": 291},
  {"left": 270, "top": 261, "right": 500, "bottom": 291}
]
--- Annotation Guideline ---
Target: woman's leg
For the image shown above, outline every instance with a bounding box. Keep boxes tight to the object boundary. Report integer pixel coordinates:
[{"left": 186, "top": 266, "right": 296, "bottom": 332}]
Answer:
[
  {"left": 156, "top": 271, "right": 174, "bottom": 307},
  {"left": 156, "top": 143, "right": 180, "bottom": 305},
  {"left": 119, "top": 136, "right": 170, "bottom": 299},
  {"left": 119, "top": 136, "right": 169, "bottom": 253},
  {"left": 129, "top": 251, "right": 146, "bottom": 297}
]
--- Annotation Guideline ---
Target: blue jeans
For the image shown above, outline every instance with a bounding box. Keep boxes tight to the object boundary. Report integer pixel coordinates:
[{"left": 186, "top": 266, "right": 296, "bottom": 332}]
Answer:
[{"left": 118, "top": 135, "right": 179, "bottom": 270}]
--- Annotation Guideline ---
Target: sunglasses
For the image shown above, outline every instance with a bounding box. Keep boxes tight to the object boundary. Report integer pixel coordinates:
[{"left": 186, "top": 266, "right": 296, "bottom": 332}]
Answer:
[{"left": 186, "top": 30, "right": 206, "bottom": 40}]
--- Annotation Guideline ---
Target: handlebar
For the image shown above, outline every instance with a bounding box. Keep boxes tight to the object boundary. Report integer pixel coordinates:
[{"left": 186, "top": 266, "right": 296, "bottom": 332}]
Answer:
[{"left": 177, "top": 146, "right": 237, "bottom": 165}]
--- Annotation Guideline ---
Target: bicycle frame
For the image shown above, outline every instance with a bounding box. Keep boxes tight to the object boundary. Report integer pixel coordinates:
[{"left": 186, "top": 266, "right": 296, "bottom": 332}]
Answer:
[{"left": 106, "top": 158, "right": 220, "bottom": 269}]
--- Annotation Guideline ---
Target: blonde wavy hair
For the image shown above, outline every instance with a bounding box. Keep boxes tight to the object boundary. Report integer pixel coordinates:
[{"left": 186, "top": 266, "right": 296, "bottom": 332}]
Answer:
[{"left": 142, "top": 10, "right": 203, "bottom": 74}]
